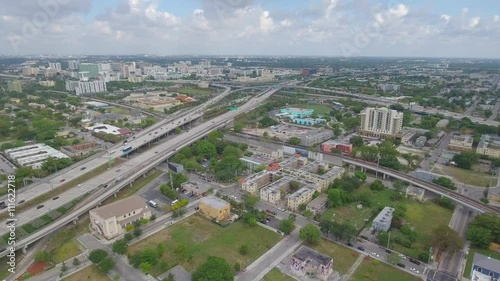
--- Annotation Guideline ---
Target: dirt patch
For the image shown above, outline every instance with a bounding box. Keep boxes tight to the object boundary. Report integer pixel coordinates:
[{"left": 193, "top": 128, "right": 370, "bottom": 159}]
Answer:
[{"left": 18, "top": 261, "right": 48, "bottom": 279}]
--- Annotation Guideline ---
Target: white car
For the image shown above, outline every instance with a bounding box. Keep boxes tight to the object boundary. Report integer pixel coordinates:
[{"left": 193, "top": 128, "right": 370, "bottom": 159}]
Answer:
[
  {"left": 410, "top": 268, "right": 419, "bottom": 274},
  {"left": 77, "top": 184, "right": 83, "bottom": 187},
  {"left": 399, "top": 254, "right": 407, "bottom": 259},
  {"left": 371, "top": 252, "right": 380, "bottom": 258}
]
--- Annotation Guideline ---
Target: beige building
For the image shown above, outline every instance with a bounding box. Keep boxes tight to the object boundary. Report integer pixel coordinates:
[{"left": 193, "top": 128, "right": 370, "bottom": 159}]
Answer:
[
  {"left": 239, "top": 171, "right": 281, "bottom": 194},
  {"left": 7, "top": 80, "right": 22, "bottom": 93},
  {"left": 89, "top": 195, "right": 151, "bottom": 240},
  {"left": 198, "top": 196, "right": 231, "bottom": 222},
  {"left": 251, "top": 146, "right": 284, "bottom": 160},
  {"left": 39, "top": 80, "right": 55, "bottom": 87},
  {"left": 306, "top": 194, "right": 328, "bottom": 215},
  {"left": 281, "top": 158, "right": 344, "bottom": 192},
  {"left": 448, "top": 134, "right": 474, "bottom": 151},
  {"left": 287, "top": 187, "right": 314, "bottom": 212},
  {"left": 476, "top": 134, "right": 500, "bottom": 158},
  {"left": 359, "top": 107, "right": 403, "bottom": 137},
  {"left": 259, "top": 176, "right": 292, "bottom": 204},
  {"left": 405, "top": 185, "right": 425, "bottom": 202}
]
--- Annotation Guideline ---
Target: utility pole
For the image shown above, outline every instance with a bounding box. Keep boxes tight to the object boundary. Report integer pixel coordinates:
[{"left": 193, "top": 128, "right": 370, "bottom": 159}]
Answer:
[
  {"left": 375, "top": 153, "right": 380, "bottom": 179},
  {"left": 387, "top": 231, "right": 391, "bottom": 249}
]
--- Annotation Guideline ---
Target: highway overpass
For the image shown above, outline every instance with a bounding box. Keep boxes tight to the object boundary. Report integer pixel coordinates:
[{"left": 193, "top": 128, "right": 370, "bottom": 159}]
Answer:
[{"left": 0, "top": 87, "right": 281, "bottom": 257}]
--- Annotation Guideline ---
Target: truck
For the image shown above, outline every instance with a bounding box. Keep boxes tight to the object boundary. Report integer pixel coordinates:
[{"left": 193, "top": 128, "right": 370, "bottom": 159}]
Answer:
[{"left": 149, "top": 200, "right": 158, "bottom": 208}]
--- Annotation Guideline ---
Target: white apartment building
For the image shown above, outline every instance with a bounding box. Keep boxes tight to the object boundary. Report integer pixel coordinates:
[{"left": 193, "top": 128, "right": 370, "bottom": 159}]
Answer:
[
  {"left": 4, "top": 144, "right": 70, "bottom": 169},
  {"left": 49, "top": 62, "right": 61, "bottom": 70},
  {"left": 90, "top": 195, "right": 151, "bottom": 240},
  {"left": 67, "top": 60, "right": 80, "bottom": 70},
  {"left": 287, "top": 187, "right": 314, "bottom": 211},
  {"left": 240, "top": 171, "right": 281, "bottom": 194},
  {"left": 39, "top": 80, "right": 55, "bottom": 87},
  {"left": 360, "top": 107, "right": 403, "bottom": 137},
  {"left": 75, "top": 81, "right": 107, "bottom": 95}
]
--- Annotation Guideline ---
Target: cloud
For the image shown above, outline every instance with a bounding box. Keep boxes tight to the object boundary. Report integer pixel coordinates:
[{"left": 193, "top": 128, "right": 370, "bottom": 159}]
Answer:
[
  {"left": 494, "top": 15, "right": 499, "bottom": 22},
  {"left": 389, "top": 4, "right": 409, "bottom": 18},
  {"left": 441, "top": 14, "right": 451, "bottom": 24},
  {"left": 469, "top": 17, "right": 480, "bottom": 28}
]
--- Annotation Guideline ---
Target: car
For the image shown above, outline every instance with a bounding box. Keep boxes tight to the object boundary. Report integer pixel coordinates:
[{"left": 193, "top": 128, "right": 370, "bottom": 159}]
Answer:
[
  {"left": 266, "top": 218, "right": 270, "bottom": 223},
  {"left": 371, "top": 252, "right": 380, "bottom": 258},
  {"left": 18, "top": 199, "right": 25, "bottom": 204},
  {"left": 154, "top": 132, "right": 158, "bottom": 134},
  {"left": 386, "top": 249, "right": 392, "bottom": 254},
  {"left": 37, "top": 205, "right": 44, "bottom": 209},
  {"left": 78, "top": 184, "right": 83, "bottom": 187},
  {"left": 80, "top": 167, "right": 86, "bottom": 171},
  {"left": 116, "top": 169, "right": 121, "bottom": 172},
  {"left": 279, "top": 208, "right": 285, "bottom": 212},
  {"left": 399, "top": 254, "right": 407, "bottom": 259},
  {"left": 155, "top": 151, "right": 158, "bottom": 154},
  {"left": 397, "top": 263, "right": 406, "bottom": 268},
  {"left": 409, "top": 258, "right": 421, "bottom": 265},
  {"left": 410, "top": 267, "right": 419, "bottom": 274},
  {"left": 357, "top": 246, "right": 365, "bottom": 251},
  {"left": 347, "top": 242, "right": 354, "bottom": 247},
  {"left": 52, "top": 196, "right": 59, "bottom": 200},
  {"left": 60, "top": 179, "right": 66, "bottom": 183}
]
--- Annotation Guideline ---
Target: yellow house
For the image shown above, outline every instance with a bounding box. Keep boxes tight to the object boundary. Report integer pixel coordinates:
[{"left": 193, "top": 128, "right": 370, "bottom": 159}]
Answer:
[{"left": 198, "top": 196, "right": 230, "bottom": 222}]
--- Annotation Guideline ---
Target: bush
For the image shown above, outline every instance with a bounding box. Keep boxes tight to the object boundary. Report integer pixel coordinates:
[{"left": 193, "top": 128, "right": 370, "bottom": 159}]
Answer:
[
  {"left": 89, "top": 249, "right": 108, "bottom": 264},
  {"left": 239, "top": 244, "right": 249, "bottom": 255},
  {"left": 112, "top": 239, "right": 128, "bottom": 255},
  {"left": 35, "top": 251, "right": 51, "bottom": 262},
  {"left": 133, "top": 227, "right": 143, "bottom": 237}
]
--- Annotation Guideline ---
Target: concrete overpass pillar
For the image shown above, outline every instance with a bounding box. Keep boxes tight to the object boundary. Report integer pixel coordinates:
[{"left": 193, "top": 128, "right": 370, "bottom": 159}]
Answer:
[
  {"left": 114, "top": 193, "right": 117, "bottom": 198},
  {"left": 73, "top": 218, "right": 78, "bottom": 225},
  {"left": 382, "top": 173, "right": 387, "bottom": 180},
  {"left": 129, "top": 182, "right": 133, "bottom": 187},
  {"left": 22, "top": 245, "right": 27, "bottom": 254},
  {"left": 143, "top": 174, "right": 146, "bottom": 179}
]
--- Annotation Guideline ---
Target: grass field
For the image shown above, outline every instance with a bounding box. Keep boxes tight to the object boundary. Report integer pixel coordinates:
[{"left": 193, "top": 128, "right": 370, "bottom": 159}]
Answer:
[
  {"left": 433, "top": 165, "right": 497, "bottom": 187},
  {"left": 463, "top": 248, "right": 500, "bottom": 277},
  {"left": 62, "top": 265, "right": 111, "bottom": 281},
  {"left": 261, "top": 268, "right": 296, "bottom": 281},
  {"left": 0, "top": 159, "right": 124, "bottom": 221},
  {"left": 308, "top": 238, "right": 360, "bottom": 275},
  {"left": 128, "top": 214, "right": 282, "bottom": 276},
  {"left": 107, "top": 106, "right": 130, "bottom": 115},
  {"left": 46, "top": 218, "right": 89, "bottom": 263},
  {"left": 322, "top": 205, "right": 373, "bottom": 232},
  {"left": 177, "top": 87, "right": 215, "bottom": 95},
  {"left": 102, "top": 169, "right": 163, "bottom": 204},
  {"left": 292, "top": 104, "right": 332, "bottom": 115},
  {"left": 350, "top": 258, "right": 421, "bottom": 281}
]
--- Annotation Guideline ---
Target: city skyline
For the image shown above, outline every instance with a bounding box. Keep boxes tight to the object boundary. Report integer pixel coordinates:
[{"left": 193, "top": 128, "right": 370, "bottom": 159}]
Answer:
[{"left": 1, "top": 0, "right": 500, "bottom": 58}]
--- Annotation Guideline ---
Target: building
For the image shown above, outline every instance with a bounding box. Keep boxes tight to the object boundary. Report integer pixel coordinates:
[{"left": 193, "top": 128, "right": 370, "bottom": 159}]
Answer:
[
  {"left": 405, "top": 185, "right": 425, "bottom": 202},
  {"left": 67, "top": 60, "right": 80, "bottom": 70},
  {"left": 240, "top": 171, "right": 281, "bottom": 194},
  {"left": 306, "top": 194, "right": 328, "bottom": 214},
  {"left": 287, "top": 187, "right": 314, "bottom": 211},
  {"left": 359, "top": 107, "right": 403, "bottom": 137},
  {"left": 415, "top": 136, "right": 427, "bottom": 147},
  {"left": 320, "top": 140, "right": 353, "bottom": 154},
  {"left": 280, "top": 108, "right": 314, "bottom": 118},
  {"left": 281, "top": 158, "right": 345, "bottom": 192},
  {"left": 89, "top": 195, "right": 151, "bottom": 240},
  {"left": 84, "top": 101, "right": 109, "bottom": 108},
  {"left": 128, "top": 76, "right": 144, "bottom": 83},
  {"left": 259, "top": 176, "right": 291, "bottom": 204},
  {"left": 471, "top": 253, "right": 500, "bottom": 281},
  {"left": 75, "top": 81, "right": 107, "bottom": 95},
  {"left": 476, "top": 134, "right": 500, "bottom": 158},
  {"left": 22, "top": 67, "right": 39, "bottom": 76},
  {"left": 7, "top": 80, "right": 22, "bottom": 93},
  {"left": 401, "top": 131, "right": 416, "bottom": 145},
  {"left": 198, "top": 196, "right": 231, "bottom": 222},
  {"left": 4, "top": 144, "right": 70, "bottom": 169},
  {"left": 371, "top": 207, "right": 395, "bottom": 232},
  {"left": 39, "top": 80, "right": 55, "bottom": 87},
  {"left": 65, "top": 80, "right": 80, "bottom": 92},
  {"left": 240, "top": 155, "right": 274, "bottom": 171},
  {"left": 251, "top": 146, "right": 284, "bottom": 160},
  {"left": 435, "top": 119, "right": 449, "bottom": 128},
  {"left": 157, "top": 265, "right": 192, "bottom": 281},
  {"left": 448, "top": 134, "right": 474, "bottom": 151},
  {"left": 379, "top": 84, "right": 400, "bottom": 92},
  {"left": 61, "top": 142, "right": 99, "bottom": 157},
  {"left": 180, "top": 182, "right": 210, "bottom": 198},
  {"left": 49, "top": 62, "right": 61, "bottom": 70},
  {"left": 290, "top": 246, "right": 333, "bottom": 281},
  {"left": 79, "top": 63, "right": 99, "bottom": 78},
  {"left": 414, "top": 169, "right": 453, "bottom": 183}
]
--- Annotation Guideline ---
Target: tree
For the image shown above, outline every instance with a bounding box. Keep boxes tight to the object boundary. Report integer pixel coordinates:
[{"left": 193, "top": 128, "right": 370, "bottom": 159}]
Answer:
[
  {"left": 431, "top": 226, "right": 464, "bottom": 254},
  {"left": 172, "top": 173, "right": 189, "bottom": 189},
  {"left": 303, "top": 210, "right": 314, "bottom": 218},
  {"left": 124, "top": 233, "right": 133, "bottom": 242},
  {"left": 386, "top": 252, "right": 401, "bottom": 265},
  {"left": 239, "top": 244, "right": 249, "bottom": 255},
  {"left": 242, "top": 194, "right": 259, "bottom": 209},
  {"left": 140, "top": 262, "right": 153, "bottom": 274},
  {"left": 192, "top": 256, "right": 234, "bottom": 281},
  {"left": 60, "top": 261, "right": 68, "bottom": 275},
  {"left": 452, "top": 151, "right": 479, "bottom": 169},
  {"left": 279, "top": 218, "right": 295, "bottom": 235},
  {"left": 150, "top": 214, "right": 157, "bottom": 221},
  {"left": 72, "top": 257, "right": 81, "bottom": 266},
  {"left": 370, "top": 180, "right": 385, "bottom": 191},
  {"left": 327, "top": 188, "right": 351, "bottom": 207},
  {"left": 299, "top": 223, "right": 321, "bottom": 244},
  {"left": 195, "top": 140, "right": 217, "bottom": 159},
  {"left": 350, "top": 136, "right": 364, "bottom": 147},
  {"left": 377, "top": 231, "right": 389, "bottom": 246},
  {"left": 433, "top": 177, "right": 456, "bottom": 190},
  {"left": 354, "top": 171, "right": 367, "bottom": 182},
  {"left": 112, "top": 239, "right": 128, "bottom": 255},
  {"left": 233, "top": 124, "right": 243, "bottom": 133},
  {"left": 160, "top": 184, "right": 178, "bottom": 200},
  {"left": 133, "top": 226, "right": 143, "bottom": 237},
  {"left": 467, "top": 214, "right": 500, "bottom": 244},
  {"left": 98, "top": 257, "right": 115, "bottom": 274},
  {"left": 35, "top": 251, "right": 50, "bottom": 262},
  {"left": 466, "top": 226, "right": 493, "bottom": 249},
  {"left": 287, "top": 137, "right": 301, "bottom": 145},
  {"left": 89, "top": 249, "right": 108, "bottom": 264}
]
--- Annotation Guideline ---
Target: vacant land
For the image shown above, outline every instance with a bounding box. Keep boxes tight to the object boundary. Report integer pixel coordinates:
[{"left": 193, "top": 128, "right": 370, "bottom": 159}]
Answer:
[
  {"left": 102, "top": 169, "right": 163, "bottom": 204},
  {"left": 433, "top": 165, "right": 497, "bottom": 187},
  {"left": 293, "top": 104, "right": 332, "bottom": 115},
  {"left": 308, "top": 238, "right": 359, "bottom": 275},
  {"left": 261, "top": 268, "right": 297, "bottom": 281},
  {"left": 322, "top": 205, "right": 373, "bottom": 232},
  {"left": 128, "top": 214, "right": 282, "bottom": 276},
  {"left": 107, "top": 106, "right": 131, "bottom": 115},
  {"left": 46, "top": 218, "right": 89, "bottom": 263},
  {"left": 350, "top": 258, "right": 421, "bottom": 281},
  {"left": 464, "top": 248, "right": 500, "bottom": 277},
  {"left": 62, "top": 265, "right": 111, "bottom": 281}
]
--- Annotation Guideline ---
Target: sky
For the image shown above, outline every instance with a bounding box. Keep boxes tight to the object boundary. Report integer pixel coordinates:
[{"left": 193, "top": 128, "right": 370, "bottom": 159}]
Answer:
[{"left": 1, "top": 0, "right": 499, "bottom": 58}]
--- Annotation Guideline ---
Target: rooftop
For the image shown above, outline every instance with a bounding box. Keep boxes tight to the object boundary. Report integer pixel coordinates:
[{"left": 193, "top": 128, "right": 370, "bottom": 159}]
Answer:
[
  {"left": 373, "top": 206, "right": 395, "bottom": 224},
  {"left": 293, "top": 246, "right": 332, "bottom": 266},
  {"left": 90, "top": 195, "right": 147, "bottom": 219},
  {"left": 287, "top": 187, "right": 314, "bottom": 200},
  {"left": 200, "top": 196, "right": 229, "bottom": 209},
  {"left": 307, "top": 194, "right": 328, "bottom": 208},
  {"left": 473, "top": 253, "right": 500, "bottom": 272},
  {"left": 478, "top": 134, "right": 500, "bottom": 149}
]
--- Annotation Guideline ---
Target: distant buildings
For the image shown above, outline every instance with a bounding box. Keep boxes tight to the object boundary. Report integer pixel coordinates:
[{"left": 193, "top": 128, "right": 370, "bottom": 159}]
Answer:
[
  {"left": 4, "top": 143, "right": 70, "bottom": 169},
  {"left": 90, "top": 195, "right": 151, "bottom": 240},
  {"left": 379, "top": 84, "right": 400, "bottom": 92},
  {"left": 359, "top": 107, "right": 403, "bottom": 137},
  {"left": 79, "top": 63, "right": 99, "bottom": 78},
  {"left": 448, "top": 134, "right": 474, "bottom": 151},
  {"left": 65, "top": 80, "right": 107, "bottom": 95},
  {"left": 48, "top": 62, "right": 61, "bottom": 70},
  {"left": 320, "top": 140, "right": 353, "bottom": 154},
  {"left": 7, "top": 80, "right": 22, "bottom": 93},
  {"left": 280, "top": 108, "right": 314, "bottom": 118},
  {"left": 198, "top": 196, "right": 231, "bottom": 222},
  {"left": 476, "top": 134, "right": 500, "bottom": 158},
  {"left": 371, "top": 206, "right": 394, "bottom": 232},
  {"left": 290, "top": 246, "right": 333, "bottom": 281},
  {"left": 39, "top": 80, "right": 55, "bottom": 87}
]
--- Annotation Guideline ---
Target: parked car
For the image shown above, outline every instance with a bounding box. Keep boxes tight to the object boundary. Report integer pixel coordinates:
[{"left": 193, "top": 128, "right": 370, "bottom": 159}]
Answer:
[
  {"left": 36, "top": 205, "right": 44, "bottom": 209},
  {"left": 397, "top": 263, "right": 406, "bottom": 268},
  {"left": 80, "top": 167, "right": 86, "bottom": 171},
  {"left": 409, "top": 258, "right": 421, "bottom": 265},
  {"left": 357, "top": 246, "right": 365, "bottom": 251}
]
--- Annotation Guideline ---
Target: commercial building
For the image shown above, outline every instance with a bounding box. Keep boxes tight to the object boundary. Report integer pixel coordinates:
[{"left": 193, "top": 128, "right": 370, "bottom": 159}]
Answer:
[
  {"left": 198, "top": 196, "right": 231, "bottom": 222},
  {"left": 239, "top": 171, "right": 282, "bottom": 194},
  {"left": 251, "top": 146, "right": 284, "bottom": 160},
  {"left": 7, "top": 80, "right": 22, "bottom": 93},
  {"left": 290, "top": 246, "right": 333, "bottom": 281},
  {"left": 89, "top": 195, "right": 151, "bottom": 240},
  {"left": 61, "top": 142, "right": 100, "bottom": 157},
  {"left": 371, "top": 206, "right": 395, "bottom": 232},
  {"left": 476, "top": 134, "right": 500, "bottom": 158},
  {"left": 306, "top": 194, "right": 328, "bottom": 215},
  {"left": 180, "top": 182, "right": 210, "bottom": 198},
  {"left": 470, "top": 253, "right": 500, "bottom": 281},
  {"left": 320, "top": 140, "right": 353, "bottom": 154},
  {"left": 4, "top": 144, "right": 70, "bottom": 169},
  {"left": 359, "top": 107, "right": 403, "bottom": 137},
  {"left": 448, "top": 134, "right": 474, "bottom": 151}
]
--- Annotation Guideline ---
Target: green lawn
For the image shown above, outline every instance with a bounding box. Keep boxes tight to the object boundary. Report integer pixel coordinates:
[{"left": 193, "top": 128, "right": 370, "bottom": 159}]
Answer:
[
  {"left": 308, "top": 238, "right": 360, "bottom": 275},
  {"left": 433, "top": 165, "right": 497, "bottom": 187},
  {"left": 261, "top": 268, "right": 296, "bottom": 281},
  {"left": 46, "top": 218, "right": 89, "bottom": 263},
  {"left": 177, "top": 87, "right": 215, "bottom": 95},
  {"left": 464, "top": 248, "right": 500, "bottom": 278},
  {"left": 292, "top": 104, "right": 332, "bottom": 115},
  {"left": 322, "top": 205, "right": 373, "bottom": 232},
  {"left": 128, "top": 214, "right": 282, "bottom": 276},
  {"left": 62, "top": 265, "right": 111, "bottom": 281},
  {"left": 350, "top": 258, "right": 421, "bottom": 281},
  {"left": 107, "top": 106, "right": 130, "bottom": 115}
]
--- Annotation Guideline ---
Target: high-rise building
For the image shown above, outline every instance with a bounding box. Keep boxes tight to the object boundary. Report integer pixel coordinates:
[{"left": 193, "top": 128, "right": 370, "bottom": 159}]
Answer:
[
  {"left": 7, "top": 80, "right": 22, "bottom": 93},
  {"left": 49, "top": 62, "right": 61, "bottom": 70},
  {"left": 74, "top": 81, "right": 107, "bottom": 95},
  {"left": 78, "top": 63, "right": 99, "bottom": 78},
  {"left": 22, "top": 67, "right": 39, "bottom": 76},
  {"left": 67, "top": 60, "right": 80, "bottom": 71},
  {"left": 359, "top": 107, "right": 403, "bottom": 137}
]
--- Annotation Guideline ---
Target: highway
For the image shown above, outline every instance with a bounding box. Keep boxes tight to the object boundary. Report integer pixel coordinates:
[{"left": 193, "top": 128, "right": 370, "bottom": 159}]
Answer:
[
  {"left": 0, "top": 85, "right": 231, "bottom": 208},
  {"left": 0, "top": 86, "right": 281, "bottom": 258}
]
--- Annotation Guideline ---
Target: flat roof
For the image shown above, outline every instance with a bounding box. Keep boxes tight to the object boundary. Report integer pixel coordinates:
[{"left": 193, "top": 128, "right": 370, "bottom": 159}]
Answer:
[
  {"left": 200, "top": 196, "right": 229, "bottom": 209},
  {"left": 293, "top": 245, "right": 332, "bottom": 266}
]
